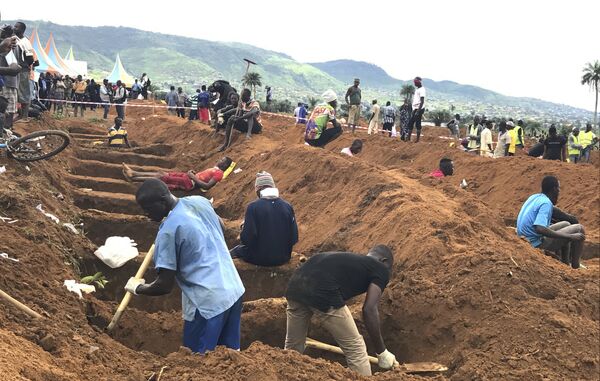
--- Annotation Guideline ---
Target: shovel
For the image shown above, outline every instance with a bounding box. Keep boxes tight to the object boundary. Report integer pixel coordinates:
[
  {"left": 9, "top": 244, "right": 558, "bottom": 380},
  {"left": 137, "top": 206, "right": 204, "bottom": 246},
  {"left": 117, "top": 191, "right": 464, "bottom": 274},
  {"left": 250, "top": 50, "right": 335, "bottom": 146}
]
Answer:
[
  {"left": 0, "top": 288, "right": 43, "bottom": 319},
  {"left": 107, "top": 244, "right": 155, "bottom": 331},
  {"left": 305, "top": 338, "right": 448, "bottom": 374}
]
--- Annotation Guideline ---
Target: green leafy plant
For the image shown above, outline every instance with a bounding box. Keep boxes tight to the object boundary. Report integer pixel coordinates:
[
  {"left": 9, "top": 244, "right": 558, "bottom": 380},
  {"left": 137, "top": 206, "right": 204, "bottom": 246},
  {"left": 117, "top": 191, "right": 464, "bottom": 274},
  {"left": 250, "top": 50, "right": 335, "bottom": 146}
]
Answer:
[
  {"left": 81, "top": 272, "right": 108, "bottom": 289},
  {"left": 242, "top": 72, "right": 262, "bottom": 100},
  {"left": 581, "top": 60, "right": 600, "bottom": 127},
  {"left": 400, "top": 84, "right": 415, "bottom": 103},
  {"left": 427, "top": 109, "right": 452, "bottom": 126}
]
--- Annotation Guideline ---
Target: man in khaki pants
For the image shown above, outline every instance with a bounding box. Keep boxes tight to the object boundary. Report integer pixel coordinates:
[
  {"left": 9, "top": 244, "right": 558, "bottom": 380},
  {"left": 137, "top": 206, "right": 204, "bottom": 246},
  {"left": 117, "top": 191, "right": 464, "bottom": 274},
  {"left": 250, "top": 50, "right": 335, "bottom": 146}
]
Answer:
[
  {"left": 284, "top": 245, "right": 397, "bottom": 376},
  {"left": 345, "top": 78, "right": 362, "bottom": 133}
]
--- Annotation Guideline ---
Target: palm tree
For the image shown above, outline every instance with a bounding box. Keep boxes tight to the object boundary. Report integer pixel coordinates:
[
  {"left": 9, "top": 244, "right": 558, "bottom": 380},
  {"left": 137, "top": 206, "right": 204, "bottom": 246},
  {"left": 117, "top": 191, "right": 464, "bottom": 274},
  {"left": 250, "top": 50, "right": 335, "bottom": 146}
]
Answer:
[
  {"left": 400, "top": 84, "right": 415, "bottom": 103},
  {"left": 581, "top": 60, "right": 600, "bottom": 127},
  {"left": 308, "top": 97, "right": 318, "bottom": 109},
  {"left": 242, "top": 72, "right": 262, "bottom": 100}
]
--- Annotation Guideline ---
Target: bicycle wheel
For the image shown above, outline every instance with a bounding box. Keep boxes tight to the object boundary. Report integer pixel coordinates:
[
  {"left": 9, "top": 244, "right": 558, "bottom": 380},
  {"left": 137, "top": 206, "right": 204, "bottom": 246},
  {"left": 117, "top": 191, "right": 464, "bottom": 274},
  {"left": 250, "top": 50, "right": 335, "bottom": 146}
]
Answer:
[{"left": 7, "top": 130, "right": 70, "bottom": 162}]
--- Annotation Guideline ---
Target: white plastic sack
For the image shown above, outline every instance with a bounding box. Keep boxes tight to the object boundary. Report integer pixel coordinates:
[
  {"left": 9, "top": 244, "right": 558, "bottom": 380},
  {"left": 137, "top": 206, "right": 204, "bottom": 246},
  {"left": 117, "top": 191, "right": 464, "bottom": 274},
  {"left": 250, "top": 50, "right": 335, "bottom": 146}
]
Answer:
[
  {"left": 94, "top": 236, "right": 139, "bottom": 268},
  {"left": 137, "top": 94, "right": 143, "bottom": 100}
]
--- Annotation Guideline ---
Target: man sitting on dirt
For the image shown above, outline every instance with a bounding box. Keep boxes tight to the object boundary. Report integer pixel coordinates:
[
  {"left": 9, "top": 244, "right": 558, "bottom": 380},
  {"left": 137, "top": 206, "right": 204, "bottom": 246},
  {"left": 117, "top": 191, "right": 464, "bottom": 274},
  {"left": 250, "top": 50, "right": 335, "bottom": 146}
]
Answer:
[
  {"left": 285, "top": 246, "right": 397, "bottom": 376},
  {"left": 429, "top": 157, "right": 454, "bottom": 178},
  {"left": 230, "top": 171, "right": 298, "bottom": 266},
  {"left": 122, "top": 157, "right": 233, "bottom": 192},
  {"left": 125, "top": 179, "right": 245, "bottom": 353},
  {"left": 304, "top": 90, "right": 343, "bottom": 148},
  {"left": 218, "top": 88, "right": 262, "bottom": 151},
  {"left": 214, "top": 91, "right": 240, "bottom": 132},
  {"left": 517, "top": 175, "right": 586, "bottom": 269},
  {"left": 107, "top": 117, "right": 130, "bottom": 148}
]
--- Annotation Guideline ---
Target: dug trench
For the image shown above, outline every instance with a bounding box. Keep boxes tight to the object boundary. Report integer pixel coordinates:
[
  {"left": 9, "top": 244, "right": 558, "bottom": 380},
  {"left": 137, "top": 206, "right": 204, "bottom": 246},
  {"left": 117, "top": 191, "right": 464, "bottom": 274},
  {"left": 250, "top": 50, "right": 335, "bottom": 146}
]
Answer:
[
  {"left": 1, "top": 110, "right": 597, "bottom": 381},
  {"left": 73, "top": 113, "right": 598, "bottom": 380}
]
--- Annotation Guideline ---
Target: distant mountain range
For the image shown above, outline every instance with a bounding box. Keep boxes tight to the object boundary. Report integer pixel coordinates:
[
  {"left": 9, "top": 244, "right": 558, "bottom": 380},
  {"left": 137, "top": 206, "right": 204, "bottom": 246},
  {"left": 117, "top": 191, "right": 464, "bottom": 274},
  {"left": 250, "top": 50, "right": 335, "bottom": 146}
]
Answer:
[{"left": 13, "top": 20, "right": 593, "bottom": 122}]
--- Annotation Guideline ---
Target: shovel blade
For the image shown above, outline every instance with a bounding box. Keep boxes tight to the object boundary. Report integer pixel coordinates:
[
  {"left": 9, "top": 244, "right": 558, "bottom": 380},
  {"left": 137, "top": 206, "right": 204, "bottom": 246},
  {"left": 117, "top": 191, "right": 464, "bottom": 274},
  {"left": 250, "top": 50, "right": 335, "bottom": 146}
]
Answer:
[{"left": 398, "top": 362, "right": 448, "bottom": 373}]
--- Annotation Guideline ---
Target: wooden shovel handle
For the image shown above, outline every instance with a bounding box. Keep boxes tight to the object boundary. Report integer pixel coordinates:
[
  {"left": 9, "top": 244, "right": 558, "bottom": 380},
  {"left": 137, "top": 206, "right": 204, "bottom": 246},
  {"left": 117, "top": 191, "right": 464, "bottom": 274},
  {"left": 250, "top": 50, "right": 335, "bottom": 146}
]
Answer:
[
  {"left": 0, "top": 288, "right": 43, "bottom": 319},
  {"left": 106, "top": 244, "right": 155, "bottom": 332},
  {"left": 306, "top": 338, "right": 399, "bottom": 367}
]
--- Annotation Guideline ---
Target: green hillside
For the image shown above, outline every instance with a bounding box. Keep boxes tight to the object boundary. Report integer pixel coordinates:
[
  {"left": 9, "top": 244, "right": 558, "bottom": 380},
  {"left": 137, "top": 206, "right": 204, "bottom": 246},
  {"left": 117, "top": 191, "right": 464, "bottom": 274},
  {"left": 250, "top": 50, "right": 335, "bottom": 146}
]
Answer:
[{"left": 14, "top": 20, "right": 593, "bottom": 122}]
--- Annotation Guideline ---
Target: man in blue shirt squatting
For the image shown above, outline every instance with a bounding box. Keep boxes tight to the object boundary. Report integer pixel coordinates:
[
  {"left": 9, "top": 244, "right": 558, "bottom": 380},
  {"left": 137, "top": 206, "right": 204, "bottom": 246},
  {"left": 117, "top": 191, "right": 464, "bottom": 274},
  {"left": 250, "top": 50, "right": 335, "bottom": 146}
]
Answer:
[
  {"left": 124, "top": 178, "right": 245, "bottom": 353},
  {"left": 516, "top": 175, "right": 586, "bottom": 269}
]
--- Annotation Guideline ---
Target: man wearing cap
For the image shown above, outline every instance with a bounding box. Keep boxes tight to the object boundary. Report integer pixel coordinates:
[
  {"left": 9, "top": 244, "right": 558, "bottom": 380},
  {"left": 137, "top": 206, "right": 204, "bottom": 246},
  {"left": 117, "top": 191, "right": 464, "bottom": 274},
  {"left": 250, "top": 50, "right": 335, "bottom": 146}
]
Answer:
[
  {"left": 230, "top": 171, "right": 298, "bottom": 266},
  {"left": 305, "top": 90, "right": 343, "bottom": 148},
  {"left": 125, "top": 179, "right": 245, "bottom": 353},
  {"left": 406, "top": 77, "right": 426, "bottom": 142},
  {"left": 567, "top": 127, "right": 583, "bottom": 163},
  {"left": 345, "top": 78, "right": 362, "bottom": 133}
]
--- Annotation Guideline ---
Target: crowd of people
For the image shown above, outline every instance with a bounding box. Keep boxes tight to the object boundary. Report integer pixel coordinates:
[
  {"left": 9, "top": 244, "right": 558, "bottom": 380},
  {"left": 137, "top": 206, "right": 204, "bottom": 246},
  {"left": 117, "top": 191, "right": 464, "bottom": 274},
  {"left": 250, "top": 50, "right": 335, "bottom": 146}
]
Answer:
[{"left": 0, "top": 21, "right": 158, "bottom": 127}]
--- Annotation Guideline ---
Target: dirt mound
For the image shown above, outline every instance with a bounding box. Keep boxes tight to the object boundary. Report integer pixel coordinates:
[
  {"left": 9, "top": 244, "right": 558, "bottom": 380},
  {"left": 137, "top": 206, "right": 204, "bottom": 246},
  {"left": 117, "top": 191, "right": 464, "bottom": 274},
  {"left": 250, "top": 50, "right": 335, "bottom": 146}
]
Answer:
[{"left": 0, "top": 106, "right": 598, "bottom": 380}]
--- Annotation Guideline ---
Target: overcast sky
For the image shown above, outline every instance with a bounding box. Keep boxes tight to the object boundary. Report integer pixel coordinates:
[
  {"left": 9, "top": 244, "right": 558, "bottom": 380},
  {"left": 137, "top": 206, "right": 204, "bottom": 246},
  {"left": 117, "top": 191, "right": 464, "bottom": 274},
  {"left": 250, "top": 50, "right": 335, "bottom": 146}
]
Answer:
[{"left": 2, "top": 0, "right": 598, "bottom": 111}]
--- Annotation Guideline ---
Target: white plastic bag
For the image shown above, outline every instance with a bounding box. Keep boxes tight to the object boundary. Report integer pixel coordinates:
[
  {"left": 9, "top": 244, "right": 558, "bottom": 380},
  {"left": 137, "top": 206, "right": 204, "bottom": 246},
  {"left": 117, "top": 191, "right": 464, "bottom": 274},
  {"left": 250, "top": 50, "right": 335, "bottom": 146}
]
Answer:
[
  {"left": 36, "top": 204, "right": 59, "bottom": 224},
  {"left": 94, "top": 236, "right": 139, "bottom": 268},
  {"left": 137, "top": 94, "right": 143, "bottom": 100},
  {"left": 64, "top": 280, "right": 95, "bottom": 298}
]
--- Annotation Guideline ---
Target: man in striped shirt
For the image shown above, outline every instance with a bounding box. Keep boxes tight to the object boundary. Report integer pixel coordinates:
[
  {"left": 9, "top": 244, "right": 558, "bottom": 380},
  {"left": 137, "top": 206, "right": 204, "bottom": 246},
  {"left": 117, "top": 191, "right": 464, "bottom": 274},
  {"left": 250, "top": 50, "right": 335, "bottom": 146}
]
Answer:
[{"left": 189, "top": 89, "right": 200, "bottom": 121}]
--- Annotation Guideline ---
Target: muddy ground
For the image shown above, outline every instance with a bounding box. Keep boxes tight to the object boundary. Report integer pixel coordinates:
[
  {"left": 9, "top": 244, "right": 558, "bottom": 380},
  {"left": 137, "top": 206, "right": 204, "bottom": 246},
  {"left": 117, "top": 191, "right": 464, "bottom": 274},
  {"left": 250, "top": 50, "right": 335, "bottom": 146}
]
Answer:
[{"left": 0, "top": 102, "right": 598, "bottom": 381}]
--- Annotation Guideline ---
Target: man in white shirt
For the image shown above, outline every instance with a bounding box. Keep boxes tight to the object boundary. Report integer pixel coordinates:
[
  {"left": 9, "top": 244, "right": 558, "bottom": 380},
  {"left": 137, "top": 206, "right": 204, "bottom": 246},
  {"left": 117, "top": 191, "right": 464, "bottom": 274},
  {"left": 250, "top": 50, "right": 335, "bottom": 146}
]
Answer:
[
  {"left": 407, "top": 77, "right": 426, "bottom": 142},
  {"left": 368, "top": 100, "right": 380, "bottom": 135},
  {"left": 99, "top": 79, "right": 112, "bottom": 119},
  {"left": 480, "top": 120, "right": 493, "bottom": 157}
]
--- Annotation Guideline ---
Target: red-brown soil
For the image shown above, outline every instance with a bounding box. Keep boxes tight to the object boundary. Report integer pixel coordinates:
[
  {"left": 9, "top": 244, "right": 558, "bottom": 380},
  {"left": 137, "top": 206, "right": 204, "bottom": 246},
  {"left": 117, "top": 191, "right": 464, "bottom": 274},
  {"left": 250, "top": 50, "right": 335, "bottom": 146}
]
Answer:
[{"left": 0, "top": 103, "right": 598, "bottom": 381}]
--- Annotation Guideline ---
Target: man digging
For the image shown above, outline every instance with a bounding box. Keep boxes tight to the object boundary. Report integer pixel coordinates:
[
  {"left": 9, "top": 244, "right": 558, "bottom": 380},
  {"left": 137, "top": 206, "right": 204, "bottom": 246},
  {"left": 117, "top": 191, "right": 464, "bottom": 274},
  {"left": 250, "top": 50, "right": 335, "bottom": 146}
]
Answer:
[
  {"left": 284, "top": 246, "right": 397, "bottom": 376},
  {"left": 124, "top": 179, "right": 245, "bottom": 353}
]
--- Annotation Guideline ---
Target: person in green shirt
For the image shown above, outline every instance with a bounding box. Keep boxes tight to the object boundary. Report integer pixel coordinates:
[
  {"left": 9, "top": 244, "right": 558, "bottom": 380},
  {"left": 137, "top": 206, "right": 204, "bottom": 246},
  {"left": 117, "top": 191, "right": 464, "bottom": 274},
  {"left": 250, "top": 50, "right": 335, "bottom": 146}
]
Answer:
[{"left": 304, "top": 90, "right": 343, "bottom": 148}]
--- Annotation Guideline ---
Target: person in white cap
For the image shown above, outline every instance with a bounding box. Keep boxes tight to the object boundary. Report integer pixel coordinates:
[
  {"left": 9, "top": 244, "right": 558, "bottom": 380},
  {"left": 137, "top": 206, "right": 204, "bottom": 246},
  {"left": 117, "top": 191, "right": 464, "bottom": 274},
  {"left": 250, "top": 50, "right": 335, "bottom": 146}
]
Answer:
[
  {"left": 230, "top": 171, "right": 298, "bottom": 266},
  {"left": 304, "top": 90, "right": 343, "bottom": 148}
]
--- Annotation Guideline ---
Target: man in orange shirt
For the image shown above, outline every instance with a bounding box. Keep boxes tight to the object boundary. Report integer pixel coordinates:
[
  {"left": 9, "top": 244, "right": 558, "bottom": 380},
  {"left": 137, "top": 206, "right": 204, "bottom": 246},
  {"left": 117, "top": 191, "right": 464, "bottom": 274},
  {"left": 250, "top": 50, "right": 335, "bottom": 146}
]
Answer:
[
  {"left": 73, "top": 75, "right": 87, "bottom": 117},
  {"left": 122, "top": 157, "right": 232, "bottom": 192}
]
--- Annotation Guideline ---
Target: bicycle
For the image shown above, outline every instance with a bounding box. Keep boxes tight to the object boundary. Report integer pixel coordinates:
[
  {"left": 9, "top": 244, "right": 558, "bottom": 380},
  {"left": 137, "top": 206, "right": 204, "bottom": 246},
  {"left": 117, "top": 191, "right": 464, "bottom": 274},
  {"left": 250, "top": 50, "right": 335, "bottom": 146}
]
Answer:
[{"left": 0, "top": 129, "right": 70, "bottom": 162}]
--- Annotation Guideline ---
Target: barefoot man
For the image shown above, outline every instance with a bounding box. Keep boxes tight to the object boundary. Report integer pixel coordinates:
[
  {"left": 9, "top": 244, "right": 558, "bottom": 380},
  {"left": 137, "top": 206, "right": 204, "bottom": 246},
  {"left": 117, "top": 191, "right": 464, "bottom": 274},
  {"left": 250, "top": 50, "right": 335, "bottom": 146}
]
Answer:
[{"left": 122, "top": 157, "right": 233, "bottom": 192}]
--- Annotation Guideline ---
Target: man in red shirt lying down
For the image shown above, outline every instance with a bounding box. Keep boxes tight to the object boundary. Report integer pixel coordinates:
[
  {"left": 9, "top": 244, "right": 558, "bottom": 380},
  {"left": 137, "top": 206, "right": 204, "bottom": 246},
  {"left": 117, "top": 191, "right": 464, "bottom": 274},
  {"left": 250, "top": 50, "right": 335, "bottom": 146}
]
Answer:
[{"left": 122, "top": 157, "right": 233, "bottom": 191}]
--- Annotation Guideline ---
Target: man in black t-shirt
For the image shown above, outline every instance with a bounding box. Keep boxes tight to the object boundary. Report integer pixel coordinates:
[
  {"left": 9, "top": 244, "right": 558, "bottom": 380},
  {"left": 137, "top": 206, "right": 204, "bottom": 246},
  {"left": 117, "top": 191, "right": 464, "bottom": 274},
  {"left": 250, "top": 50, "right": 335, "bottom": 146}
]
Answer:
[
  {"left": 543, "top": 125, "right": 567, "bottom": 161},
  {"left": 284, "top": 246, "right": 397, "bottom": 376}
]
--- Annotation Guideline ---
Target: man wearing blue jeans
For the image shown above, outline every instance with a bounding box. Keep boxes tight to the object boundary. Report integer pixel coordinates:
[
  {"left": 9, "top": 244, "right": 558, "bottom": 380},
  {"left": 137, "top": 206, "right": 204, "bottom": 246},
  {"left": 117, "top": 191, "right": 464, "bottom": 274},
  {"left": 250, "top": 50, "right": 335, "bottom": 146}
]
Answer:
[{"left": 125, "top": 179, "right": 245, "bottom": 352}]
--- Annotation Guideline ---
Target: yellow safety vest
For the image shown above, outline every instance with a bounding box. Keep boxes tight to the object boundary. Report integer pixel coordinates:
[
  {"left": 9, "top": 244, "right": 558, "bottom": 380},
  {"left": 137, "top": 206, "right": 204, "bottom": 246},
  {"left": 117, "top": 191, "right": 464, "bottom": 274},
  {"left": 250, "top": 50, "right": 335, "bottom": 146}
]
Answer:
[
  {"left": 568, "top": 134, "right": 581, "bottom": 156},
  {"left": 579, "top": 131, "right": 595, "bottom": 147},
  {"left": 108, "top": 127, "right": 128, "bottom": 146},
  {"left": 508, "top": 129, "right": 517, "bottom": 154},
  {"left": 514, "top": 126, "right": 523, "bottom": 146},
  {"left": 468, "top": 125, "right": 479, "bottom": 149}
]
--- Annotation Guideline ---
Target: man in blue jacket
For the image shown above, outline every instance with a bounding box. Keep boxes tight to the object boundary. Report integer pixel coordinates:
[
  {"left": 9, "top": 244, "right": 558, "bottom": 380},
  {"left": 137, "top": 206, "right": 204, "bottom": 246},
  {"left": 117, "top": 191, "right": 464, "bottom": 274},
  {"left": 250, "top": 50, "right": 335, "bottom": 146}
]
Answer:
[
  {"left": 230, "top": 171, "right": 298, "bottom": 266},
  {"left": 125, "top": 179, "right": 245, "bottom": 353}
]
